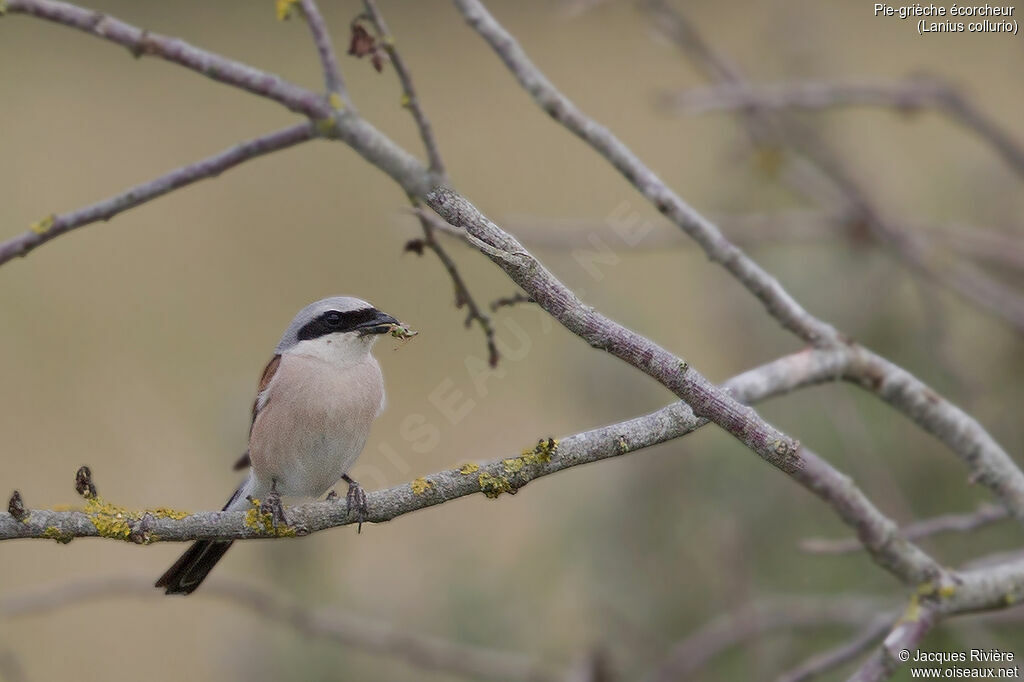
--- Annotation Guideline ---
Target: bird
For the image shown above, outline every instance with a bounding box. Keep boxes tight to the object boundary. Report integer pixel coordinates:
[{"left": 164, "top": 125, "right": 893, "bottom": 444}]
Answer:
[{"left": 156, "top": 296, "right": 408, "bottom": 595}]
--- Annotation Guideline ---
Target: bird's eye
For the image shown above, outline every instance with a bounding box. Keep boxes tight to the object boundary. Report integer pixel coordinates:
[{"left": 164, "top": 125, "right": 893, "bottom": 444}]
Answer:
[{"left": 325, "top": 311, "right": 342, "bottom": 326}]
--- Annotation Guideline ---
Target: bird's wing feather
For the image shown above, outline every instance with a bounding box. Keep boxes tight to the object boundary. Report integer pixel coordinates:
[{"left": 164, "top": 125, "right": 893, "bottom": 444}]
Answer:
[{"left": 232, "top": 354, "right": 281, "bottom": 471}]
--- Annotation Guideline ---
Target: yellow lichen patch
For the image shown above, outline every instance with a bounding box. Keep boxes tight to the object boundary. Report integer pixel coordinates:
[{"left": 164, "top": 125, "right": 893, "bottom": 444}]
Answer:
[
  {"left": 245, "top": 506, "right": 274, "bottom": 534},
  {"left": 458, "top": 463, "right": 480, "bottom": 475},
  {"left": 42, "top": 526, "right": 73, "bottom": 544},
  {"left": 400, "top": 93, "right": 411, "bottom": 109},
  {"left": 244, "top": 502, "right": 295, "bottom": 537},
  {"left": 411, "top": 477, "right": 434, "bottom": 495},
  {"left": 521, "top": 437, "right": 558, "bottom": 464},
  {"left": 478, "top": 471, "right": 513, "bottom": 499},
  {"left": 275, "top": 0, "right": 299, "bottom": 21},
  {"left": 937, "top": 583, "right": 957, "bottom": 598},
  {"left": 151, "top": 507, "right": 190, "bottom": 521},
  {"left": 502, "top": 458, "right": 524, "bottom": 474},
  {"left": 85, "top": 497, "right": 134, "bottom": 539},
  {"left": 30, "top": 214, "right": 55, "bottom": 235},
  {"left": 328, "top": 92, "right": 345, "bottom": 111}
]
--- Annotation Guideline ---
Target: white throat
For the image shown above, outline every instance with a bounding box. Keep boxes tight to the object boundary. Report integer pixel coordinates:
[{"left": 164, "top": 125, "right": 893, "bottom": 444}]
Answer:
[{"left": 286, "top": 333, "right": 378, "bottom": 368}]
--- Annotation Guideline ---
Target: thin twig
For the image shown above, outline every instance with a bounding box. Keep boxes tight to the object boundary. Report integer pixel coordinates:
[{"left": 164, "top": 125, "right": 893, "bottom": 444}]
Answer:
[
  {"left": 298, "top": 0, "right": 351, "bottom": 106},
  {"left": 1, "top": 575, "right": 559, "bottom": 682},
  {"left": 801, "top": 503, "right": 1010, "bottom": 555},
  {"left": 362, "top": 0, "right": 445, "bottom": 178},
  {"left": 406, "top": 216, "right": 501, "bottom": 367},
  {"left": 0, "top": 123, "right": 316, "bottom": 265},
  {"left": 491, "top": 293, "right": 535, "bottom": 311},
  {"left": 357, "top": 0, "right": 493, "bottom": 364}
]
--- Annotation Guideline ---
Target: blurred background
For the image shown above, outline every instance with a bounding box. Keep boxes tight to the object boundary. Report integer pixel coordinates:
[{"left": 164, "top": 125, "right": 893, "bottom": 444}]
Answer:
[{"left": 1, "top": 1, "right": 1022, "bottom": 680}]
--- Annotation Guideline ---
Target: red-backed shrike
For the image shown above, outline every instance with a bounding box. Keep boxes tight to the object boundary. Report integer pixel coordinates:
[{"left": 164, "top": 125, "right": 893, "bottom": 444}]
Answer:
[{"left": 156, "top": 296, "right": 408, "bottom": 595}]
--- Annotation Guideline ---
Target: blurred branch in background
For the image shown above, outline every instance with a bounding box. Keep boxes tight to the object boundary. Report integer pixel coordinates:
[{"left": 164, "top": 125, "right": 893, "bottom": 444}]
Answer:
[
  {"left": 644, "top": 595, "right": 896, "bottom": 682},
  {"left": 0, "top": 576, "right": 560, "bottom": 682},
  {"left": 801, "top": 503, "right": 1010, "bottom": 556},
  {"left": 658, "top": 76, "right": 1024, "bottom": 180},
  {"left": 497, "top": 213, "right": 1024, "bottom": 276},
  {"left": 1, "top": 1, "right": 1023, "bottom": 680},
  {"left": 641, "top": 0, "right": 1024, "bottom": 337}
]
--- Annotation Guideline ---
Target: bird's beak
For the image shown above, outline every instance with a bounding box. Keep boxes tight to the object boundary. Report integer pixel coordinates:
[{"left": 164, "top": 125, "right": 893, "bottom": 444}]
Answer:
[{"left": 355, "top": 311, "right": 402, "bottom": 336}]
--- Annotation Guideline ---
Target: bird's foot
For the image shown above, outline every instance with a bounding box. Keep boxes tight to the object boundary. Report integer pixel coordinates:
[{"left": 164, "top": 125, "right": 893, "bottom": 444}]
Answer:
[
  {"left": 342, "top": 474, "right": 369, "bottom": 533},
  {"left": 263, "top": 481, "right": 288, "bottom": 529}
]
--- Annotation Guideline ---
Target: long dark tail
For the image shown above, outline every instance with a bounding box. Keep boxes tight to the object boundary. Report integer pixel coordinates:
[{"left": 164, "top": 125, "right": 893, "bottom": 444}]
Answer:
[
  {"left": 155, "top": 539, "right": 233, "bottom": 595},
  {"left": 155, "top": 484, "right": 246, "bottom": 595}
]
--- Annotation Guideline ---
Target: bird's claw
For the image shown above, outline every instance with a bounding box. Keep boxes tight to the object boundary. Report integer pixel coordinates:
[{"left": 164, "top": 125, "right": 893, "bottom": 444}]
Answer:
[
  {"left": 264, "top": 484, "right": 288, "bottom": 528},
  {"left": 342, "top": 474, "right": 369, "bottom": 533}
]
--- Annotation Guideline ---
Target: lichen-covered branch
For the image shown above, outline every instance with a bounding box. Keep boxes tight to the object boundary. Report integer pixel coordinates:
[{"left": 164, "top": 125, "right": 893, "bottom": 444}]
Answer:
[
  {"left": 0, "top": 122, "right": 316, "bottom": 265},
  {"left": 0, "top": 348, "right": 862, "bottom": 545},
  {"left": 1, "top": 575, "right": 559, "bottom": 682}
]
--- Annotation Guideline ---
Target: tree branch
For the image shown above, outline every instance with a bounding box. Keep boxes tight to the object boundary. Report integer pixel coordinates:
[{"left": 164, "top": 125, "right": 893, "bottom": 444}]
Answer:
[
  {"left": 1, "top": 575, "right": 559, "bottom": 682},
  {"left": 6, "top": 0, "right": 330, "bottom": 119},
  {"left": 0, "top": 122, "right": 316, "bottom": 265},
  {"left": 0, "top": 348, "right": 861, "bottom": 544}
]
